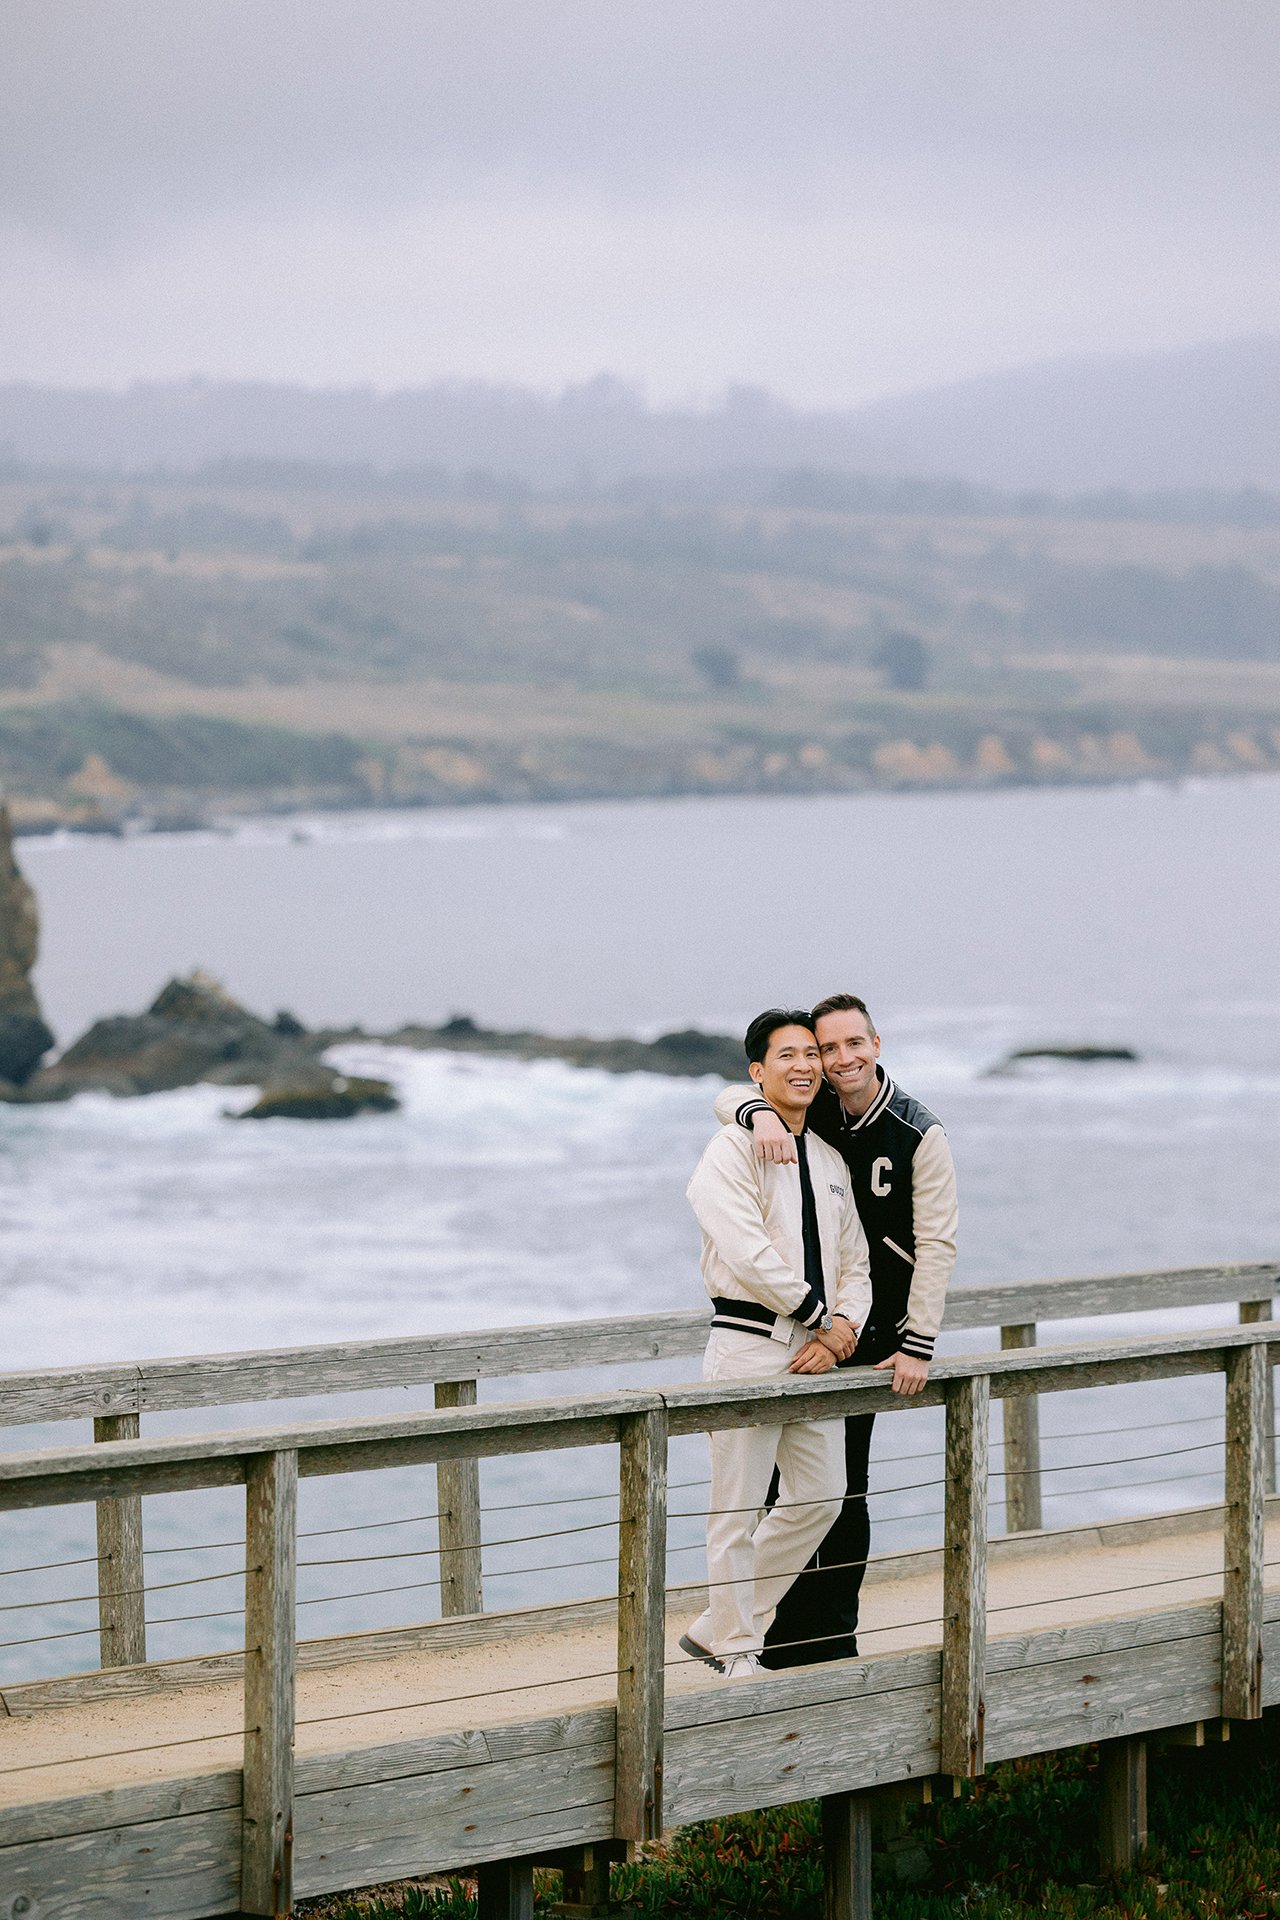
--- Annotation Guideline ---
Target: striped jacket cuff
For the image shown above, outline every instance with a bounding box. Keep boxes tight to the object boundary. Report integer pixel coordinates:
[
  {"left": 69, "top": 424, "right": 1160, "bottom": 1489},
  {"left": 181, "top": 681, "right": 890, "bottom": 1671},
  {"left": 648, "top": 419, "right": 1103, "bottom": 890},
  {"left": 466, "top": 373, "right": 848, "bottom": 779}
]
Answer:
[
  {"left": 798, "top": 1287, "right": 827, "bottom": 1329},
  {"left": 734, "top": 1099, "right": 774, "bottom": 1129},
  {"left": 899, "top": 1328, "right": 935, "bottom": 1361}
]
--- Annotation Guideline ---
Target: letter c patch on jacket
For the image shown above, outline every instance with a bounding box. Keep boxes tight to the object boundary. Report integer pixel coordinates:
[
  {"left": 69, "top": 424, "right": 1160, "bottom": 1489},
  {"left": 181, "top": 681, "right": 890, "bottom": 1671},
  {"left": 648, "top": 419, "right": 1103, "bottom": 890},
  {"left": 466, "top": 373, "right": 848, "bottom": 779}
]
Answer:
[{"left": 871, "top": 1156, "right": 893, "bottom": 1197}]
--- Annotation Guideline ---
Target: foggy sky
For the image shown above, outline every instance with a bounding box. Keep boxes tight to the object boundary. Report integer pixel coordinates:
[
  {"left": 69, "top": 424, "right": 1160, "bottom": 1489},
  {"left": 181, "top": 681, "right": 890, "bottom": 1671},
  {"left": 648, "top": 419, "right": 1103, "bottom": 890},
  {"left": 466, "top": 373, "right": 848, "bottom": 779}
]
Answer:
[{"left": 4, "top": 2, "right": 1278, "bottom": 406}]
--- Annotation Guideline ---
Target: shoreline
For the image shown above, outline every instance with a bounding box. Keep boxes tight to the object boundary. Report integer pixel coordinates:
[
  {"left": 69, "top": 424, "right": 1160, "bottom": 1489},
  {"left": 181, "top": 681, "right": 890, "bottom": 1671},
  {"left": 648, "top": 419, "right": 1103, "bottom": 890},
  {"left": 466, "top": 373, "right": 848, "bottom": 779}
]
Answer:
[{"left": 11, "top": 763, "right": 1280, "bottom": 840}]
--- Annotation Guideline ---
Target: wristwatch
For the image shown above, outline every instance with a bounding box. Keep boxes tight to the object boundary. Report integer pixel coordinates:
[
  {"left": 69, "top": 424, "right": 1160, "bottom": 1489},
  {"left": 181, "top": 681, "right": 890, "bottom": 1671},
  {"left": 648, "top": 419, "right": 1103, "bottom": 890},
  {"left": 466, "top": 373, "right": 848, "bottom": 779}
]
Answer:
[{"left": 819, "top": 1311, "right": 834, "bottom": 1331}]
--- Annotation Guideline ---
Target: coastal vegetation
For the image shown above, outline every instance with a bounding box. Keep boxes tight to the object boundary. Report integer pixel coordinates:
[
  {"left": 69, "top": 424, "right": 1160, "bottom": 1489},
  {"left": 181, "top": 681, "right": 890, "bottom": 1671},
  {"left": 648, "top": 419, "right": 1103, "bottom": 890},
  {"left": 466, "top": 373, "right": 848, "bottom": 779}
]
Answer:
[
  {"left": 2, "top": 467, "right": 1280, "bottom": 826},
  {"left": 298, "top": 1725, "right": 1280, "bottom": 1919}
]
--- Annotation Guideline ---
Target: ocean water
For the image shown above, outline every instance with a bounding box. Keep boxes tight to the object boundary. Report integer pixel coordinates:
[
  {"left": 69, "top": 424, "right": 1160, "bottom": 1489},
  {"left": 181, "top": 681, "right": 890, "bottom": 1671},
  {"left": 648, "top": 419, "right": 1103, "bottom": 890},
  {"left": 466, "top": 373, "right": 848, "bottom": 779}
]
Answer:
[{"left": 1, "top": 776, "right": 1277, "bottom": 1681}]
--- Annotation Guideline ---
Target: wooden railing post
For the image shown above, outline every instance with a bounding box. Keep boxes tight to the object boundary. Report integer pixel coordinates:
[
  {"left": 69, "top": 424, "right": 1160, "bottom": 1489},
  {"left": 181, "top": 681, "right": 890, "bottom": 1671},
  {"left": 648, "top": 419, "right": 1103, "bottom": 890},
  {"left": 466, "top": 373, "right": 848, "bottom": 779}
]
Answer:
[
  {"left": 999, "top": 1325, "right": 1042, "bottom": 1533},
  {"left": 477, "top": 1858, "right": 534, "bottom": 1920},
  {"left": 1238, "top": 1302, "right": 1276, "bottom": 1495},
  {"left": 1098, "top": 1736, "right": 1147, "bottom": 1874},
  {"left": 822, "top": 1791, "right": 873, "bottom": 1920},
  {"left": 241, "top": 1448, "right": 297, "bottom": 1918},
  {"left": 614, "top": 1404, "right": 667, "bottom": 1842},
  {"left": 941, "top": 1374, "right": 988, "bottom": 1779},
  {"left": 93, "top": 1413, "right": 147, "bottom": 1668},
  {"left": 1223, "top": 1342, "right": 1266, "bottom": 1721},
  {"left": 435, "top": 1379, "right": 484, "bottom": 1617}
]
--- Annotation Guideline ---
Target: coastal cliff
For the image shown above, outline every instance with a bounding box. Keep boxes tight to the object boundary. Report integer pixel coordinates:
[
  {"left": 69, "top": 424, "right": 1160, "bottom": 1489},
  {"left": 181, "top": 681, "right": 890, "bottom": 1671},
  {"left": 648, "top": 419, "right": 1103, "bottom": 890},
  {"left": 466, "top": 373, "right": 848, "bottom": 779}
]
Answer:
[{"left": 0, "top": 803, "right": 55, "bottom": 1086}]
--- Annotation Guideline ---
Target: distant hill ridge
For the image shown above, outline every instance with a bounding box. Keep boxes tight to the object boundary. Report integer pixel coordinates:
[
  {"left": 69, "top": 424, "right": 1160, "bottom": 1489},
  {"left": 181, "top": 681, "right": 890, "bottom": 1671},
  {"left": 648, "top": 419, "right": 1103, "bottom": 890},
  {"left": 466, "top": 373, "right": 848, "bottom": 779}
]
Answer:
[{"left": 1, "top": 336, "right": 1277, "bottom": 493}]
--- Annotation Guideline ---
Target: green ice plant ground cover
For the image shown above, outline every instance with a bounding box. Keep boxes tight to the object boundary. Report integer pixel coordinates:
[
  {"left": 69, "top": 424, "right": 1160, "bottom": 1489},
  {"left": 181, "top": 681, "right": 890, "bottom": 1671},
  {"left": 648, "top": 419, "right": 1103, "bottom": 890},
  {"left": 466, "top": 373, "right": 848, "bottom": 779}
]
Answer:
[{"left": 298, "top": 1720, "right": 1280, "bottom": 1920}]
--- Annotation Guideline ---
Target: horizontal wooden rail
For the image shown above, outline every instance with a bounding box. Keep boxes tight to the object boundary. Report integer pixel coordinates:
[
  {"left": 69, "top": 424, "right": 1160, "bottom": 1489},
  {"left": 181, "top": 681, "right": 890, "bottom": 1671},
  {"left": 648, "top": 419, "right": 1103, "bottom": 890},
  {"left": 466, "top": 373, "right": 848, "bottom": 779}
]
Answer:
[
  {"left": 3, "top": 1326, "right": 1278, "bottom": 1515},
  {"left": 2, "top": 1261, "right": 1276, "bottom": 1428},
  {"left": 1, "top": 1319, "right": 1276, "bottom": 1920}
]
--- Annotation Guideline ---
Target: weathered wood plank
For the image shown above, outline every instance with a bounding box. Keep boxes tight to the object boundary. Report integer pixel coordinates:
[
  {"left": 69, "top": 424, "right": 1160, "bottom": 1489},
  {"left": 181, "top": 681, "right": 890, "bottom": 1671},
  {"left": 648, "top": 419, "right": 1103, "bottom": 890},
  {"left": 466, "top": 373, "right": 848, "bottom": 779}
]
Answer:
[
  {"left": 941, "top": 1374, "right": 988, "bottom": 1778},
  {"left": 0, "top": 1805, "right": 241, "bottom": 1920},
  {"left": 663, "top": 1683, "right": 940, "bottom": 1825},
  {"left": 985, "top": 1629, "right": 1222, "bottom": 1761},
  {"left": 94, "top": 1411, "right": 148, "bottom": 1669},
  {"left": 3, "top": 1261, "right": 1276, "bottom": 1432},
  {"left": 1098, "top": 1737, "right": 1147, "bottom": 1875},
  {"left": 0, "top": 1769, "right": 241, "bottom": 1850},
  {"left": 435, "top": 1380, "right": 483, "bottom": 1618},
  {"left": 293, "top": 1741, "right": 616, "bottom": 1896},
  {"left": 1265, "top": 1615, "right": 1280, "bottom": 1710},
  {"left": 985, "top": 1597, "right": 1221, "bottom": 1674},
  {"left": 296, "top": 1707, "right": 616, "bottom": 1796},
  {"left": 998, "top": 1328, "right": 1041, "bottom": 1534},
  {"left": 664, "top": 1324, "right": 1280, "bottom": 1436},
  {"left": 614, "top": 1405, "right": 666, "bottom": 1841},
  {"left": 665, "top": 1648, "right": 942, "bottom": 1731},
  {"left": 5, "top": 1328, "right": 1279, "bottom": 1512},
  {"left": 241, "top": 1448, "right": 297, "bottom": 1917},
  {"left": 0, "top": 1363, "right": 142, "bottom": 1429},
  {"left": 945, "top": 1262, "right": 1280, "bottom": 1330},
  {"left": 1239, "top": 1300, "right": 1277, "bottom": 1496},
  {"left": 822, "top": 1791, "right": 872, "bottom": 1920},
  {"left": 1222, "top": 1341, "right": 1266, "bottom": 1719},
  {"left": 0, "top": 1391, "right": 664, "bottom": 1511},
  {"left": 0, "top": 1317, "right": 701, "bottom": 1428}
]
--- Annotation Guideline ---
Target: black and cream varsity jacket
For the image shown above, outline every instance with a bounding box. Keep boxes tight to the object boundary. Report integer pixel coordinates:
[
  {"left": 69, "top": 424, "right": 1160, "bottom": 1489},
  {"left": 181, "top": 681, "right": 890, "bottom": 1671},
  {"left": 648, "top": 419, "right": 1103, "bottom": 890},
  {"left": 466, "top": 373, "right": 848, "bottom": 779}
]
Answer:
[{"left": 714, "top": 1068, "right": 957, "bottom": 1364}]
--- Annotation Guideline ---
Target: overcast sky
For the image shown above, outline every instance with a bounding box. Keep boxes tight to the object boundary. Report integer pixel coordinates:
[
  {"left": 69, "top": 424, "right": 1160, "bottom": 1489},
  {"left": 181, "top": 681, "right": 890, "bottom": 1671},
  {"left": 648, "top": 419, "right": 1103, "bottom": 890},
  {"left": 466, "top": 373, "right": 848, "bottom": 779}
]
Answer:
[{"left": 3, "top": 1, "right": 1278, "bottom": 407}]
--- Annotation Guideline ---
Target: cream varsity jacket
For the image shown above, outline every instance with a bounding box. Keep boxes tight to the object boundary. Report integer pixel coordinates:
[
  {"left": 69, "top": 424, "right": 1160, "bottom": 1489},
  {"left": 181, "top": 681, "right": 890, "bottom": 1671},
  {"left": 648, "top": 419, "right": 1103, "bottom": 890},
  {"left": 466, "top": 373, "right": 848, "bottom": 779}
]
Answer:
[{"left": 687, "top": 1124, "right": 872, "bottom": 1342}]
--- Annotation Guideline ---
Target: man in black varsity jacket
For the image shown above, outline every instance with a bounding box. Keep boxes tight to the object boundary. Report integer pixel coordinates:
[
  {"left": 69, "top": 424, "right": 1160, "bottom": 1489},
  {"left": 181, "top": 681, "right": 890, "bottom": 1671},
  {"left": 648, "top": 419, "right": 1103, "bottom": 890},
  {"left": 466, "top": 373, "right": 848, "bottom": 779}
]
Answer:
[{"left": 712, "top": 991, "right": 958, "bottom": 1665}]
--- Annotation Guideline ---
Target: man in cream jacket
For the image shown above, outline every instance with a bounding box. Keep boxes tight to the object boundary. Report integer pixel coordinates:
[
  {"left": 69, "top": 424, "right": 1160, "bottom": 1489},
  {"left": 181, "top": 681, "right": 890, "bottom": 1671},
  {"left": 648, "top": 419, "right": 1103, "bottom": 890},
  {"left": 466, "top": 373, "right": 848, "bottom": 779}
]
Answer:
[
  {"left": 680, "top": 1008, "right": 872, "bottom": 1679},
  {"left": 714, "top": 991, "right": 958, "bottom": 1666}
]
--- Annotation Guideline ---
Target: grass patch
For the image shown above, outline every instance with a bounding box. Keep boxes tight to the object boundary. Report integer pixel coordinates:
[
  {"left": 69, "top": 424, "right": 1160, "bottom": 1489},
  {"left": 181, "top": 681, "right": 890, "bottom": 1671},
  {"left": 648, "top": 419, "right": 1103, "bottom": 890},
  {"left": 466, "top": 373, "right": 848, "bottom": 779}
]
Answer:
[{"left": 298, "top": 1720, "right": 1280, "bottom": 1918}]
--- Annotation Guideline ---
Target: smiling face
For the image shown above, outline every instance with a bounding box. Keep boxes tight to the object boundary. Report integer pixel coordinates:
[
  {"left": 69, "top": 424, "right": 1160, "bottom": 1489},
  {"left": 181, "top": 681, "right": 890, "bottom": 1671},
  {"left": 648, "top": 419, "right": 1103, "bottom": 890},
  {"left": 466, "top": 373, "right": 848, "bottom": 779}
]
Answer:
[
  {"left": 749, "top": 1022, "right": 822, "bottom": 1126},
  {"left": 814, "top": 1005, "right": 881, "bottom": 1115}
]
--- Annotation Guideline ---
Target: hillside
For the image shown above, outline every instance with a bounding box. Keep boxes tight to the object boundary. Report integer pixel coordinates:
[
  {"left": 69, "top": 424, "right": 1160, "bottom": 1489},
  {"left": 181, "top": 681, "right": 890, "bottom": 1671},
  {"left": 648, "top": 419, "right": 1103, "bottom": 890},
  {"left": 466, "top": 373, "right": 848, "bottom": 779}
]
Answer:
[
  {"left": 2, "top": 338, "right": 1279, "bottom": 491},
  {"left": 2, "top": 469, "right": 1279, "bottom": 827}
]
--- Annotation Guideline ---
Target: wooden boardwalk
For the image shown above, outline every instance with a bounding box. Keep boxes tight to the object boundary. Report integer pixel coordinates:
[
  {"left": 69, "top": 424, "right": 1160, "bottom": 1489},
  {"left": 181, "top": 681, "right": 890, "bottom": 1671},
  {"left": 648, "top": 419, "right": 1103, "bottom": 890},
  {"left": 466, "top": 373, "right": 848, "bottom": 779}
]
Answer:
[{"left": 0, "top": 1264, "right": 1277, "bottom": 1918}]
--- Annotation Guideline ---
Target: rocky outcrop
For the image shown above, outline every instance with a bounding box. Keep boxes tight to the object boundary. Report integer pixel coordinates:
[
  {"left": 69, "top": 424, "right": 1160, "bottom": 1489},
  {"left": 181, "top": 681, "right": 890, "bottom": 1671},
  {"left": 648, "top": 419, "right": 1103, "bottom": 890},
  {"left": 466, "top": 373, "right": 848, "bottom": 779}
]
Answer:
[
  {"left": 26, "top": 971, "right": 398, "bottom": 1117},
  {"left": 318, "top": 1012, "right": 745, "bottom": 1080},
  {"left": 0, "top": 803, "right": 55, "bottom": 1086},
  {"left": 237, "top": 1076, "right": 401, "bottom": 1121},
  {"left": 986, "top": 1044, "right": 1139, "bottom": 1076}
]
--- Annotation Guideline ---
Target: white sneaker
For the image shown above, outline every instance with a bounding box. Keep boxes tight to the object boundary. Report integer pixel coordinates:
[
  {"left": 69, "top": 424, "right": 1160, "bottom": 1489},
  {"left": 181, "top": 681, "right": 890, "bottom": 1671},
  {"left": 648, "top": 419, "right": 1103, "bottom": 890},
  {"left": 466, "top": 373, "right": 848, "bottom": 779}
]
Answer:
[{"left": 720, "top": 1653, "right": 765, "bottom": 1680}]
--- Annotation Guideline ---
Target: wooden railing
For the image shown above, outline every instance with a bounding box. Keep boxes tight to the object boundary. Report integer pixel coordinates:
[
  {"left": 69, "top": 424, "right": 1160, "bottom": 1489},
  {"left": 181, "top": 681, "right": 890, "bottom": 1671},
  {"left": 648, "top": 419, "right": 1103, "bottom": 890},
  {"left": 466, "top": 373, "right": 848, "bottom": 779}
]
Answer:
[
  {"left": 1, "top": 1261, "right": 1276, "bottom": 1674},
  {"left": 1, "top": 1322, "right": 1277, "bottom": 1918}
]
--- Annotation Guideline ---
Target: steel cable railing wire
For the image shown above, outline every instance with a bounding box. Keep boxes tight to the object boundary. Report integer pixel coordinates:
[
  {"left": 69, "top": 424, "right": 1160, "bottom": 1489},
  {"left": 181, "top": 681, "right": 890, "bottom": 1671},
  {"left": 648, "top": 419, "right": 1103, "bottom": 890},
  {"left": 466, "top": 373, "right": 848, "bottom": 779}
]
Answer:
[
  {"left": 2, "top": 1411, "right": 1262, "bottom": 1587},
  {"left": 0, "top": 1462, "right": 1246, "bottom": 1651},
  {"left": 1, "top": 1403, "right": 1272, "bottom": 1659},
  {"left": 3, "top": 1538, "right": 1275, "bottom": 1769},
  {"left": 0, "top": 1430, "right": 1237, "bottom": 1620},
  {"left": 9, "top": 1453, "right": 1252, "bottom": 1654}
]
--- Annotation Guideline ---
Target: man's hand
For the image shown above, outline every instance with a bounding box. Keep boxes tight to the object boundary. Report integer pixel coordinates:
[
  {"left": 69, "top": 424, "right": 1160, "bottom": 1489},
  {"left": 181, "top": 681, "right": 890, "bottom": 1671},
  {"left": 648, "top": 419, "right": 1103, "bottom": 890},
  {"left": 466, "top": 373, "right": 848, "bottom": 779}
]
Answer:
[
  {"left": 788, "top": 1338, "right": 836, "bottom": 1374},
  {"left": 817, "top": 1317, "right": 858, "bottom": 1362},
  {"left": 873, "top": 1351, "right": 929, "bottom": 1396},
  {"left": 748, "top": 1108, "right": 798, "bottom": 1165}
]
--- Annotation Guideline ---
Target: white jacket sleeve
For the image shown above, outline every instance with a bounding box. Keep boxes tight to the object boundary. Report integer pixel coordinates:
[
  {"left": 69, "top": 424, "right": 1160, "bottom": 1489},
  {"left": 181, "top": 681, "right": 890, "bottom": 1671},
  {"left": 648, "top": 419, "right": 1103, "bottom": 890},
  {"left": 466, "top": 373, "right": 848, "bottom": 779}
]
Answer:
[
  {"left": 687, "top": 1135, "right": 827, "bottom": 1328},
  {"left": 832, "top": 1187, "right": 873, "bottom": 1332},
  {"left": 713, "top": 1083, "right": 771, "bottom": 1129},
  {"left": 902, "top": 1124, "right": 958, "bottom": 1359}
]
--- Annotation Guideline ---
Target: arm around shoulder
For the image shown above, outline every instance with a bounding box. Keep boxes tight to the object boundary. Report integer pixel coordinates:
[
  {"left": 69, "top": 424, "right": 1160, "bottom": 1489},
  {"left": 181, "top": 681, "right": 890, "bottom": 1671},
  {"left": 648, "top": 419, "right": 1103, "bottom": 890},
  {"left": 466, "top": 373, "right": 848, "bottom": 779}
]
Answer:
[{"left": 713, "top": 1083, "right": 773, "bottom": 1129}]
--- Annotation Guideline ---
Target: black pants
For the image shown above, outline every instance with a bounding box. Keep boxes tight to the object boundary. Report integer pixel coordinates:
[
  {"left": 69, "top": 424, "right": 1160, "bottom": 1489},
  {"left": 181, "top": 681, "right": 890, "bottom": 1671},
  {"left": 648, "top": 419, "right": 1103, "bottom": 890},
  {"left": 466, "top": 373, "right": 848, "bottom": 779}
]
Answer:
[{"left": 759, "top": 1406, "right": 876, "bottom": 1668}]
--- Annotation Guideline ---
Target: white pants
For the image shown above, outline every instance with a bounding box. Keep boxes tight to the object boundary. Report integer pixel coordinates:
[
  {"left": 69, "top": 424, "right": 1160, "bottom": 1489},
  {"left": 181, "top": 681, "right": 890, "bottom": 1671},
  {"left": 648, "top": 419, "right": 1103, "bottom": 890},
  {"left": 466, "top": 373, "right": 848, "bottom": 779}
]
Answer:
[{"left": 686, "top": 1324, "right": 845, "bottom": 1659}]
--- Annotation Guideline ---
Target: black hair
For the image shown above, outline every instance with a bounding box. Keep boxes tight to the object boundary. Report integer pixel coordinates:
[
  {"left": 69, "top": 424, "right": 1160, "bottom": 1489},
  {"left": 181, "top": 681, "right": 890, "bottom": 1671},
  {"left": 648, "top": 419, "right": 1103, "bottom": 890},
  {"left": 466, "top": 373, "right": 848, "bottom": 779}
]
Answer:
[{"left": 744, "top": 1007, "right": 816, "bottom": 1065}]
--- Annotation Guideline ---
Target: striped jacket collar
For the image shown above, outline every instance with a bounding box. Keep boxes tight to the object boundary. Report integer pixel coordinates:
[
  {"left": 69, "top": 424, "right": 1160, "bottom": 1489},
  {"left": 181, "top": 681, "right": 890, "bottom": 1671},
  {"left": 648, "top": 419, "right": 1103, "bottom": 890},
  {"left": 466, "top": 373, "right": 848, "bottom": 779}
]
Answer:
[{"left": 839, "top": 1065, "right": 894, "bottom": 1133}]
